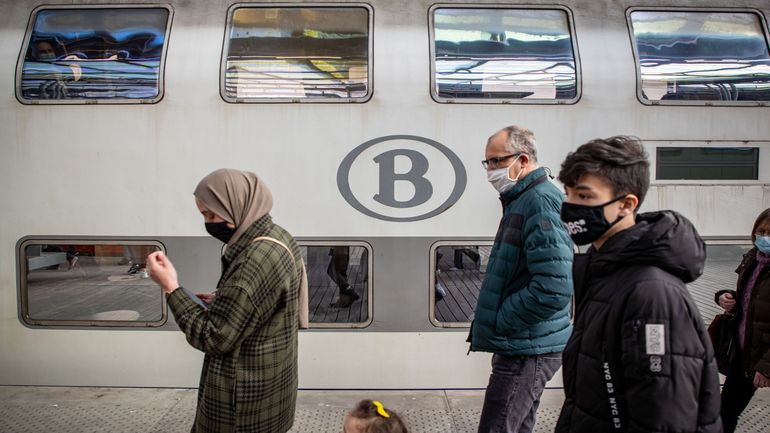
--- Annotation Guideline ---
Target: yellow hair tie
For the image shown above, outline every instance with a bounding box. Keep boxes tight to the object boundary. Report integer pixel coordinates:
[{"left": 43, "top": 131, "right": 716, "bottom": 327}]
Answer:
[{"left": 373, "top": 401, "right": 390, "bottom": 418}]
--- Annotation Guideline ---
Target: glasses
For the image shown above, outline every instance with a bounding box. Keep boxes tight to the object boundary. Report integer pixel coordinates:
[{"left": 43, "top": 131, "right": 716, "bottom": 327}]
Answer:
[{"left": 481, "top": 153, "right": 521, "bottom": 170}]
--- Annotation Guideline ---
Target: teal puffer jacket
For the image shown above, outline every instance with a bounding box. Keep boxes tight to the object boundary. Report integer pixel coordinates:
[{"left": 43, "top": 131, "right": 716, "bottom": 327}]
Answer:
[{"left": 470, "top": 167, "right": 574, "bottom": 355}]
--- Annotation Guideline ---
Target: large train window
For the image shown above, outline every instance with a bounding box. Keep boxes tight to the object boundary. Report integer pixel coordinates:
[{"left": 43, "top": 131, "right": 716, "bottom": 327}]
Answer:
[
  {"left": 299, "top": 242, "right": 372, "bottom": 328},
  {"left": 628, "top": 9, "right": 770, "bottom": 105},
  {"left": 221, "top": 5, "right": 372, "bottom": 103},
  {"left": 656, "top": 147, "right": 759, "bottom": 180},
  {"left": 18, "top": 240, "right": 167, "bottom": 327},
  {"left": 429, "top": 241, "right": 492, "bottom": 327},
  {"left": 16, "top": 6, "right": 172, "bottom": 104},
  {"left": 429, "top": 6, "right": 580, "bottom": 104}
]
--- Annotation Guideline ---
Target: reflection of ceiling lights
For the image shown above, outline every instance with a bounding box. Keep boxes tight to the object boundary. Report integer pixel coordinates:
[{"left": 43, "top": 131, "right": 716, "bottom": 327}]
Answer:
[
  {"left": 641, "top": 62, "right": 770, "bottom": 78},
  {"left": 434, "top": 29, "right": 568, "bottom": 43}
]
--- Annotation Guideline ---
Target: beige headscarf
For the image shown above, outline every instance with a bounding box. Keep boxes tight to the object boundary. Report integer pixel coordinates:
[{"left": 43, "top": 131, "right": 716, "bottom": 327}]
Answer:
[{"left": 194, "top": 168, "right": 273, "bottom": 245}]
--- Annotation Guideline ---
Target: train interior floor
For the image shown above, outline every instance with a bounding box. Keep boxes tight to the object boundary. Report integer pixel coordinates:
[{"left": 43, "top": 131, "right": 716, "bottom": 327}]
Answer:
[{"left": 1, "top": 386, "right": 768, "bottom": 433}]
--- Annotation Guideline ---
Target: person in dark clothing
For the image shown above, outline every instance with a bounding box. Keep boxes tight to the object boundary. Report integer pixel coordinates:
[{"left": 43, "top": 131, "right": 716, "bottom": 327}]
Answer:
[
  {"left": 555, "top": 136, "right": 722, "bottom": 433},
  {"left": 328, "top": 246, "right": 360, "bottom": 307},
  {"left": 714, "top": 207, "right": 770, "bottom": 433},
  {"left": 471, "top": 125, "right": 574, "bottom": 433}
]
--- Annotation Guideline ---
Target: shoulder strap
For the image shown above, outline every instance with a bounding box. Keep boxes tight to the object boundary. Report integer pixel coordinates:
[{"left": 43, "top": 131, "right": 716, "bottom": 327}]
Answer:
[{"left": 251, "top": 236, "right": 310, "bottom": 329}]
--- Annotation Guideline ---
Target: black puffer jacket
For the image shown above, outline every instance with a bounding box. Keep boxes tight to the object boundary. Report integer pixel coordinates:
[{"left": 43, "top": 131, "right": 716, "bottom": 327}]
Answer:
[
  {"left": 714, "top": 248, "right": 770, "bottom": 377},
  {"left": 555, "top": 211, "right": 722, "bottom": 433}
]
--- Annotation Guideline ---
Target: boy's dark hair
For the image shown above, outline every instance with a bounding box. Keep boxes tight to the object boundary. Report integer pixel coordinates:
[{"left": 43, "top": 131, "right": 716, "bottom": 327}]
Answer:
[
  {"left": 558, "top": 136, "right": 650, "bottom": 207},
  {"left": 751, "top": 208, "right": 770, "bottom": 242},
  {"left": 349, "top": 400, "right": 409, "bottom": 433}
]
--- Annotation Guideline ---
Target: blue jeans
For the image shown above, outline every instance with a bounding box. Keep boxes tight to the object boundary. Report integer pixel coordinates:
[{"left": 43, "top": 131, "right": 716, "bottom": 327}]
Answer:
[{"left": 477, "top": 353, "right": 562, "bottom": 433}]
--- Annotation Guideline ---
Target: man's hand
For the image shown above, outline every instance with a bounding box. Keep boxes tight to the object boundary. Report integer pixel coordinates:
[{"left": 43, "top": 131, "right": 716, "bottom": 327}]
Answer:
[{"left": 147, "top": 251, "right": 179, "bottom": 294}]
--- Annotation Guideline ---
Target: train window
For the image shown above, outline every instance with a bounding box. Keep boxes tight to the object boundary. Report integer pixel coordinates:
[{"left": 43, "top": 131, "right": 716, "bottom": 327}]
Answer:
[
  {"left": 222, "top": 5, "right": 372, "bottom": 103},
  {"left": 628, "top": 10, "right": 770, "bottom": 104},
  {"left": 299, "top": 242, "right": 372, "bottom": 327},
  {"left": 429, "top": 6, "right": 580, "bottom": 104},
  {"left": 689, "top": 241, "right": 753, "bottom": 321},
  {"left": 18, "top": 241, "right": 166, "bottom": 327},
  {"left": 656, "top": 147, "right": 759, "bottom": 180},
  {"left": 16, "top": 6, "right": 172, "bottom": 104},
  {"left": 430, "top": 242, "right": 493, "bottom": 327}
]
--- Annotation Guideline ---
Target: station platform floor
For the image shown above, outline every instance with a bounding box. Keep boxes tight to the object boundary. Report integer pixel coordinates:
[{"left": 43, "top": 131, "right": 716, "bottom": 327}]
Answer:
[{"left": 1, "top": 386, "right": 768, "bottom": 433}]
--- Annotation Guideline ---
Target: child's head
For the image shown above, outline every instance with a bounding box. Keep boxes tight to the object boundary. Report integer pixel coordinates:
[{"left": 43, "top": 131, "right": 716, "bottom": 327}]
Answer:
[
  {"left": 343, "top": 400, "right": 408, "bottom": 433},
  {"left": 558, "top": 136, "right": 650, "bottom": 208},
  {"left": 558, "top": 136, "right": 650, "bottom": 245}
]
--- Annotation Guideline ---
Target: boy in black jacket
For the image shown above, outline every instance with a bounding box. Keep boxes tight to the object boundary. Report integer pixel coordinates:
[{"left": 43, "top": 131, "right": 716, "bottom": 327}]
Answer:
[{"left": 555, "top": 136, "right": 722, "bottom": 433}]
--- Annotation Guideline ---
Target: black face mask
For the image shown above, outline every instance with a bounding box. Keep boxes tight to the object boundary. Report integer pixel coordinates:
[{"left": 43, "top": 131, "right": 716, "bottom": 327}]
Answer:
[
  {"left": 560, "top": 196, "right": 626, "bottom": 246},
  {"left": 205, "top": 222, "right": 236, "bottom": 244}
]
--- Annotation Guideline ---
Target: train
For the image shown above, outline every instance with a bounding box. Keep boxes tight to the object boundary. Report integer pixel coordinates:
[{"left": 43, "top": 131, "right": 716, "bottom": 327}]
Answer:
[{"left": 1, "top": 0, "right": 769, "bottom": 389}]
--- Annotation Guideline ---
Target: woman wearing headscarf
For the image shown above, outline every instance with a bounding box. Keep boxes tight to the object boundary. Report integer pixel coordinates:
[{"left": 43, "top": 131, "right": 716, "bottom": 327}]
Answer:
[
  {"left": 147, "top": 168, "right": 301, "bottom": 433},
  {"left": 715, "top": 207, "right": 770, "bottom": 433}
]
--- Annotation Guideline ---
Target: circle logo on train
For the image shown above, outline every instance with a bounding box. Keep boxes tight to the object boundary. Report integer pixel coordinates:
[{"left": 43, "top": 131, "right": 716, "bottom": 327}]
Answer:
[{"left": 337, "top": 135, "right": 467, "bottom": 222}]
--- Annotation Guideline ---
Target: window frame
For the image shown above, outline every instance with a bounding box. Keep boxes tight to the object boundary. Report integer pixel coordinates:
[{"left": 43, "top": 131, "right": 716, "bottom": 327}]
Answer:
[
  {"left": 15, "top": 4, "right": 174, "bottom": 105},
  {"left": 220, "top": 2, "right": 374, "bottom": 104},
  {"left": 429, "top": 239, "right": 493, "bottom": 328},
  {"left": 17, "top": 238, "right": 168, "bottom": 328},
  {"left": 626, "top": 7, "right": 770, "bottom": 107},
  {"left": 428, "top": 3, "right": 582, "bottom": 105},
  {"left": 656, "top": 146, "right": 760, "bottom": 180},
  {"left": 296, "top": 240, "right": 373, "bottom": 329}
]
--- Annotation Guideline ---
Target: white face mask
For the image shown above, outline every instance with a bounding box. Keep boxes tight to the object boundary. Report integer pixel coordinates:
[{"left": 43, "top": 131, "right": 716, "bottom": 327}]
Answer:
[{"left": 486, "top": 156, "right": 522, "bottom": 193}]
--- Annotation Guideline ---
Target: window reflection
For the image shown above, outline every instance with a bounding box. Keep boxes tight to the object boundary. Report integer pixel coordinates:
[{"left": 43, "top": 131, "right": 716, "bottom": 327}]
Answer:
[
  {"left": 23, "top": 243, "right": 164, "bottom": 324},
  {"left": 223, "top": 7, "right": 370, "bottom": 101},
  {"left": 432, "top": 8, "right": 578, "bottom": 101},
  {"left": 433, "top": 245, "right": 491, "bottom": 323},
  {"left": 19, "top": 7, "right": 170, "bottom": 102},
  {"left": 300, "top": 245, "right": 369, "bottom": 324},
  {"left": 630, "top": 11, "right": 770, "bottom": 102}
]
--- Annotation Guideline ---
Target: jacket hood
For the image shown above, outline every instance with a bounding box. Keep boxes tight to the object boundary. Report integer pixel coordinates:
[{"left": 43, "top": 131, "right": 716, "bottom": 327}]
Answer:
[{"left": 588, "top": 210, "right": 706, "bottom": 283}]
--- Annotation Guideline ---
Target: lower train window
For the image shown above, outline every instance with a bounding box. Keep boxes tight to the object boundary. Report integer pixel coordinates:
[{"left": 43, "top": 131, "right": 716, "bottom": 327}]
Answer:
[
  {"left": 656, "top": 147, "right": 759, "bottom": 180},
  {"left": 430, "top": 242, "right": 492, "bottom": 327},
  {"left": 16, "top": 6, "right": 172, "bottom": 104},
  {"left": 299, "top": 242, "right": 372, "bottom": 328},
  {"left": 221, "top": 5, "right": 372, "bottom": 102},
  {"left": 18, "top": 241, "right": 166, "bottom": 327},
  {"left": 628, "top": 9, "right": 770, "bottom": 105},
  {"left": 430, "top": 6, "right": 580, "bottom": 104}
]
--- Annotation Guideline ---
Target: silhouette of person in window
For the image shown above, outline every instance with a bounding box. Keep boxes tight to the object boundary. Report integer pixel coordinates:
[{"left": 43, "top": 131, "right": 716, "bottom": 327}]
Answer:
[{"left": 30, "top": 40, "right": 82, "bottom": 99}]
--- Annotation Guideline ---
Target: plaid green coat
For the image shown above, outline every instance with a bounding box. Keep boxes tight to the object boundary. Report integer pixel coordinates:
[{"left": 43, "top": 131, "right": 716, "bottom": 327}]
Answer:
[{"left": 167, "top": 215, "right": 301, "bottom": 433}]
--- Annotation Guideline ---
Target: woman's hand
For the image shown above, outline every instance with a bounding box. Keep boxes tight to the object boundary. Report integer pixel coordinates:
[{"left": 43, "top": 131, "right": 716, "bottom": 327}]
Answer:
[
  {"left": 147, "top": 251, "right": 179, "bottom": 294},
  {"left": 718, "top": 292, "right": 736, "bottom": 313},
  {"left": 196, "top": 292, "right": 217, "bottom": 305},
  {"left": 753, "top": 372, "right": 770, "bottom": 388}
]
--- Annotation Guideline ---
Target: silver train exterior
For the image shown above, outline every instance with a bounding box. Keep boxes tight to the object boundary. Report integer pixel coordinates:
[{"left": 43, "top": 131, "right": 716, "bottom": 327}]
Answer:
[{"left": 1, "top": 0, "right": 769, "bottom": 389}]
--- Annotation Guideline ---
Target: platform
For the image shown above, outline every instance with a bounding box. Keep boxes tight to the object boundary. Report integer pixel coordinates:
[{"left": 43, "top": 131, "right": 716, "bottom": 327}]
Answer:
[{"left": 1, "top": 386, "right": 768, "bottom": 433}]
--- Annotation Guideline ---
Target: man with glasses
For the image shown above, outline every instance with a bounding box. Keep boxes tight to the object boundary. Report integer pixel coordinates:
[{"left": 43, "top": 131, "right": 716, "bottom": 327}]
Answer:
[{"left": 470, "top": 125, "right": 574, "bottom": 433}]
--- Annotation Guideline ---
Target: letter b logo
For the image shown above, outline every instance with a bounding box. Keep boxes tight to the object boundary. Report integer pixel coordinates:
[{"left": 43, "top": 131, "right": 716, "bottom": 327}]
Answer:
[
  {"left": 373, "top": 149, "right": 433, "bottom": 208},
  {"left": 338, "top": 135, "right": 466, "bottom": 222}
]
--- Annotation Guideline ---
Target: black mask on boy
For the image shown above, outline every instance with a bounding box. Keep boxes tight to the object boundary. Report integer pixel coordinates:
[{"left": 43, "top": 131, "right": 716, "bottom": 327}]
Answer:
[
  {"left": 560, "top": 196, "right": 626, "bottom": 245},
  {"left": 205, "top": 222, "right": 236, "bottom": 244}
]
